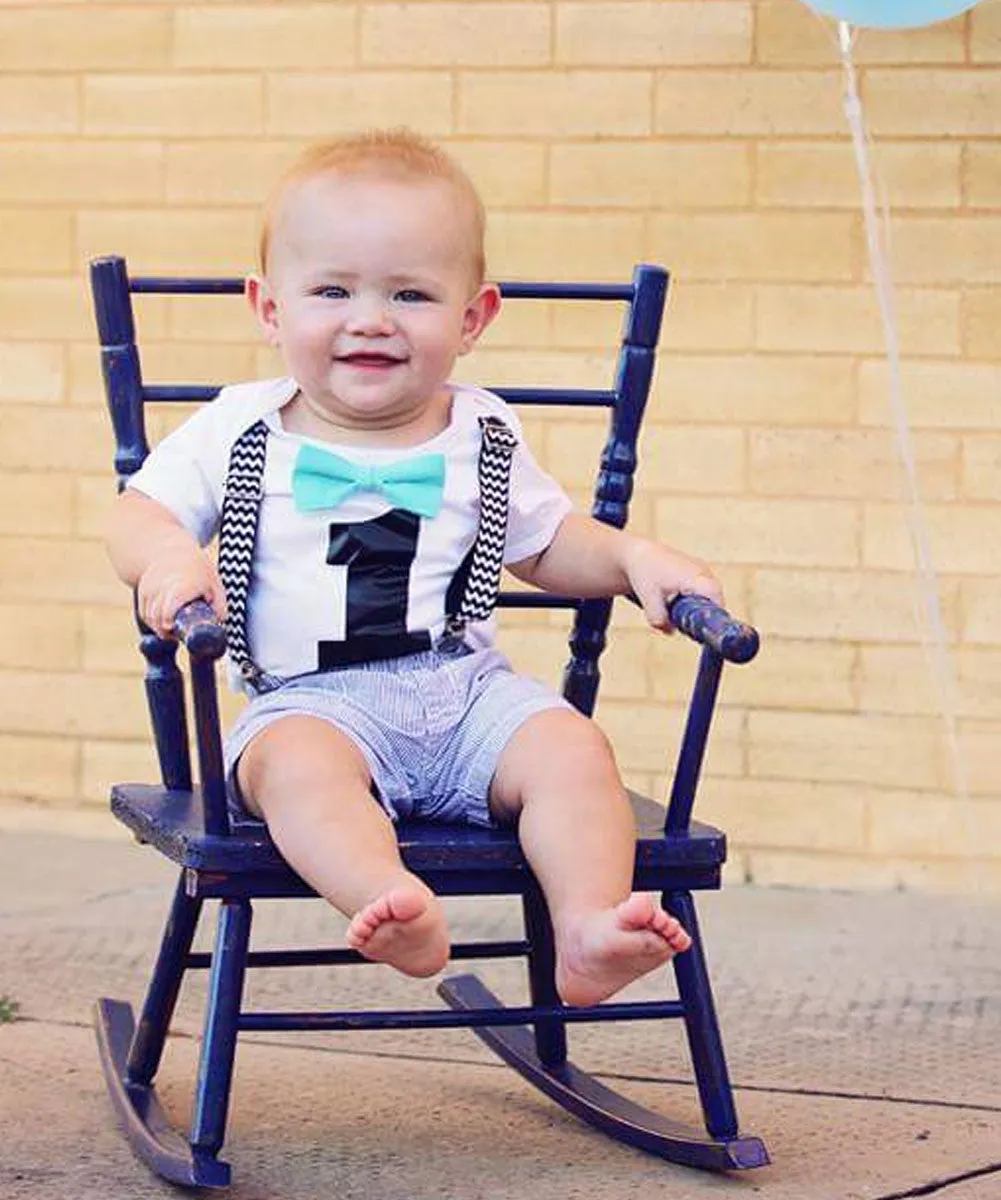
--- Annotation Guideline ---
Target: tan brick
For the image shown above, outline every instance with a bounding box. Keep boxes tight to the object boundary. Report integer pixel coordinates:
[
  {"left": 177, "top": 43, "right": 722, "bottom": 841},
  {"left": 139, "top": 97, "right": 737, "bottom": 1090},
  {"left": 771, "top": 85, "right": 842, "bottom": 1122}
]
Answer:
[
  {"left": 962, "top": 436, "right": 1001, "bottom": 501},
  {"left": 0, "top": 538, "right": 120, "bottom": 605},
  {"left": 364, "top": 3, "right": 549, "bottom": 65},
  {"left": 746, "top": 850, "right": 902, "bottom": 892},
  {"left": 0, "top": 278, "right": 97, "bottom": 341},
  {"left": 860, "top": 360, "right": 1001, "bottom": 430},
  {"left": 460, "top": 71, "right": 651, "bottom": 137},
  {"left": 893, "top": 858, "right": 1001, "bottom": 895},
  {"left": 176, "top": 4, "right": 356, "bottom": 68},
  {"left": 597, "top": 698, "right": 743, "bottom": 776},
  {"left": 77, "top": 209, "right": 258, "bottom": 276},
  {"left": 699, "top": 776, "right": 867, "bottom": 852},
  {"left": 758, "top": 142, "right": 961, "bottom": 209},
  {"left": 654, "top": 283, "right": 757, "bottom": 354},
  {"left": 748, "top": 709, "right": 950, "bottom": 790},
  {"left": 863, "top": 503, "right": 1000, "bottom": 575},
  {"left": 81, "top": 738, "right": 159, "bottom": 805},
  {"left": 961, "top": 288, "right": 1001, "bottom": 360},
  {"left": 506, "top": 625, "right": 649, "bottom": 700},
  {"left": 963, "top": 578, "right": 1001, "bottom": 645},
  {"left": 67, "top": 343, "right": 112, "bottom": 409},
  {"left": 140, "top": 342, "right": 258, "bottom": 393},
  {"left": 166, "top": 294, "right": 254, "bottom": 343},
  {"left": 456, "top": 346, "right": 616, "bottom": 392},
  {"left": 84, "top": 75, "right": 265, "bottom": 137},
  {"left": 0, "top": 343, "right": 64, "bottom": 405},
  {"left": 756, "top": 0, "right": 964, "bottom": 65},
  {"left": 550, "top": 142, "right": 750, "bottom": 209},
  {"left": 0, "top": 408, "right": 110, "bottom": 474},
  {"left": 0, "top": 734, "right": 78, "bottom": 803},
  {"left": 750, "top": 429, "right": 958, "bottom": 502},
  {"left": 965, "top": 145, "right": 1001, "bottom": 207},
  {"left": 869, "top": 789, "right": 997, "bottom": 857},
  {"left": 253, "top": 346, "right": 287, "bottom": 380},
  {"left": 860, "top": 645, "right": 1001, "bottom": 721},
  {"left": 547, "top": 301, "right": 624, "bottom": 352},
  {"left": 0, "top": 603, "right": 80, "bottom": 671},
  {"left": 865, "top": 70, "right": 1001, "bottom": 137},
  {"left": 0, "top": 210, "right": 73, "bottom": 274},
  {"left": 637, "top": 425, "right": 746, "bottom": 494},
  {"left": 268, "top": 72, "right": 453, "bottom": 136},
  {"left": 0, "top": 76, "right": 77, "bottom": 134},
  {"left": 488, "top": 213, "right": 645, "bottom": 280},
  {"left": 0, "top": 670, "right": 148, "bottom": 738},
  {"left": 556, "top": 2, "right": 751, "bottom": 66},
  {"left": 649, "top": 213, "right": 855, "bottom": 284},
  {"left": 655, "top": 496, "right": 858, "bottom": 568},
  {"left": 957, "top": 720, "right": 1001, "bottom": 797},
  {"left": 877, "top": 217, "right": 1001, "bottom": 286},
  {"left": 165, "top": 142, "right": 304, "bottom": 206},
  {"left": 0, "top": 141, "right": 163, "bottom": 205},
  {"left": 480, "top": 298, "right": 555, "bottom": 349},
  {"left": 74, "top": 476, "right": 114, "bottom": 540},
  {"left": 436, "top": 141, "right": 546, "bottom": 208},
  {"left": 704, "top": 638, "right": 856, "bottom": 712},
  {"left": 655, "top": 69, "right": 842, "bottom": 135},
  {"left": 81, "top": 606, "right": 143, "bottom": 674},
  {"left": 756, "top": 286, "right": 959, "bottom": 356},
  {"left": 0, "top": 7, "right": 170, "bottom": 69},
  {"left": 752, "top": 568, "right": 960, "bottom": 644},
  {"left": 971, "top": 3, "right": 1001, "bottom": 62},
  {"left": 0, "top": 473, "right": 74, "bottom": 536}
]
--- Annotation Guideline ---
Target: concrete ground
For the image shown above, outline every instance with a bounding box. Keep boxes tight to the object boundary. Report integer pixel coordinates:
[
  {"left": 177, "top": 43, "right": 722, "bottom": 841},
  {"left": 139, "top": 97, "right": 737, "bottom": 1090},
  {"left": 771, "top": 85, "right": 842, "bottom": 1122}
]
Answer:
[{"left": 1, "top": 807, "right": 1000, "bottom": 1200}]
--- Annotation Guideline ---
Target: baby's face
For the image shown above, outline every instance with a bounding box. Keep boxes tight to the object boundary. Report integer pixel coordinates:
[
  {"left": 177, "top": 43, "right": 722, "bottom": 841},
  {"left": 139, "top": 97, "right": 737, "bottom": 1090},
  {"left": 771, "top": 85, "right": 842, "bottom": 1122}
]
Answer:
[{"left": 252, "top": 172, "right": 497, "bottom": 437}]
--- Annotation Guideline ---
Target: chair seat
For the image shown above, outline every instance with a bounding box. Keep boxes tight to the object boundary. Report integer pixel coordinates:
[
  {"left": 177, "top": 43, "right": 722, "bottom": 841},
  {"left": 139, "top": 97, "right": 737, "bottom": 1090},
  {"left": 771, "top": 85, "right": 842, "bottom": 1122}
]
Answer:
[{"left": 111, "top": 784, "right": 727, "bottom": 894}]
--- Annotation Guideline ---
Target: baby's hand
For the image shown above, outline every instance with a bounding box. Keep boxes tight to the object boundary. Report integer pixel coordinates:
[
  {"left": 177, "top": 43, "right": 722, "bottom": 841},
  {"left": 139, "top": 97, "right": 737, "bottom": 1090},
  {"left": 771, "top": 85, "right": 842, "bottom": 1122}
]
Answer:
[
  {"left": 623, "top": 539, "right": 723, "bottom": 634},
  {"left": 137, "top": 539, "right": 227, "bottom": 639}
]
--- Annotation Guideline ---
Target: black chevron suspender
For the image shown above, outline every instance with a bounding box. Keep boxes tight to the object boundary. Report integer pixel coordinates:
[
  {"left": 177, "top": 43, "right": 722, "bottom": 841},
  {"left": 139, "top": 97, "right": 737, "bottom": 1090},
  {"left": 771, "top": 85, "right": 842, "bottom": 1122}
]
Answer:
[{"left": 217, "top": 415, "right": 517, "bottom": 694}]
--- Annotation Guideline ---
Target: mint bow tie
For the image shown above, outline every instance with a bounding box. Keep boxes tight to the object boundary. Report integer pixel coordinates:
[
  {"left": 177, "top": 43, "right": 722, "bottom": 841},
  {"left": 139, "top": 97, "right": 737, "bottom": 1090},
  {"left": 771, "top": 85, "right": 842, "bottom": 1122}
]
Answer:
[{"left": 291, "top": 443, "right": 446, "bottom": 518}]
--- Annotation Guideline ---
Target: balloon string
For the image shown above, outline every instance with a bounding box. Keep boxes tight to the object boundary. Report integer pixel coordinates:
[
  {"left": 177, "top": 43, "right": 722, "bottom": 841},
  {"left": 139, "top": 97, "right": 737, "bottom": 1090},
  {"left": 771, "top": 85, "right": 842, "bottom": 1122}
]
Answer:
[{"left": 837, "top": 22, "right": 970, "bottom": 803}]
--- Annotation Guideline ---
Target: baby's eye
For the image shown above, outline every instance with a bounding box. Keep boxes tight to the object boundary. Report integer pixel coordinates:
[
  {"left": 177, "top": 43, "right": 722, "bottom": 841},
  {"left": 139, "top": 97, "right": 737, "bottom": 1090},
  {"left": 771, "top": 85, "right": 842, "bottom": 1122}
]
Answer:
[
  {"left": 395, "top": 288, "right": 432, "bottom": 304},
  {"left": 314, "top": 284, "right": 349, "bottom": 300}
]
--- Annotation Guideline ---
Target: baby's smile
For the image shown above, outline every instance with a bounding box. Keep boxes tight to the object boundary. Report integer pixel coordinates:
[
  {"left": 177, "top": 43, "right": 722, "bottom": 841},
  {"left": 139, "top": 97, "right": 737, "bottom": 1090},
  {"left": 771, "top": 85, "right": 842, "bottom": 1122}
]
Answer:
[{"left": 336, "top": 350, "right": 407, "bottom": 370}]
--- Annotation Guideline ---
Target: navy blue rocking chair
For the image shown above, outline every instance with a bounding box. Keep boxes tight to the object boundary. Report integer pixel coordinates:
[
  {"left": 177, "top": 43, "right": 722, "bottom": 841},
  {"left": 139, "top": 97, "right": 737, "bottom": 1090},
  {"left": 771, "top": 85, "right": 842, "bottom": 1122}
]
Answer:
[{"left": 90, "top": 254, "right": 768, "bottom": 1188}]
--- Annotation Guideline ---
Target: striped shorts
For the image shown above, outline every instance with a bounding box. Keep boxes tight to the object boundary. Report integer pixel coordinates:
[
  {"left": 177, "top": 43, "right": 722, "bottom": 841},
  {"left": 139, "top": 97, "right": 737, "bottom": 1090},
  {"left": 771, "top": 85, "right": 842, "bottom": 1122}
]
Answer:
[{"left": 224, "top": 645, "right": 572, "bottom": 828}]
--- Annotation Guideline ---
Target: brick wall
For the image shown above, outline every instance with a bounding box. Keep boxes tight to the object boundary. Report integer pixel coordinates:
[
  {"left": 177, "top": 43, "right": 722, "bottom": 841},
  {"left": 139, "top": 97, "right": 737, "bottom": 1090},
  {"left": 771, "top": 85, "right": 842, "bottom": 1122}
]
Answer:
[{"left": 1, "top": 0, "right": 999, "bottom": 892}]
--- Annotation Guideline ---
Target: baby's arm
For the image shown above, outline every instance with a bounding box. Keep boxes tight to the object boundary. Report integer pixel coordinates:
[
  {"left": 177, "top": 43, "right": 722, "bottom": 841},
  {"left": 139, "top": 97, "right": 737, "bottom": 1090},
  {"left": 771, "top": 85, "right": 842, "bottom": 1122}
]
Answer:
[
  {"left": 107, "top": 490, "right": 227, "bottom": 638},
  {"left": 508, "top": 513, "right": 722, "bottom": 632}
]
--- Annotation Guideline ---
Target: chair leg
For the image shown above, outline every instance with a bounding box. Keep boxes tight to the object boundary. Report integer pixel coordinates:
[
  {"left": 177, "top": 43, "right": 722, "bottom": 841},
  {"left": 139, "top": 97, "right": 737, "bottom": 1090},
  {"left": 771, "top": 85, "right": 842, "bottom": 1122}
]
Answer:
[
  {"left": 126, "top": 870, "right": 203, "bottom": 1086},
  {"left": 190, "top": 898, "right": 253, "bottom": 1161},
  {"left": 521, "top": 885, "right": 567, "bottom": 1068},
  {"left": 667, "top": 890, "right": 739, "bottom": 1140}
]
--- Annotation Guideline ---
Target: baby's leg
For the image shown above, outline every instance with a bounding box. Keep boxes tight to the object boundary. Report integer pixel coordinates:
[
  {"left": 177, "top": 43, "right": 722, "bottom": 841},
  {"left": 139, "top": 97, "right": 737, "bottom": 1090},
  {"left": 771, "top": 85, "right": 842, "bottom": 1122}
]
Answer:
[
  {"left": 490, "top": 709, "right": 691, "bottom": 1007},
  {"left": 238, "top": 715, "right": 449, "bottom": 978}
]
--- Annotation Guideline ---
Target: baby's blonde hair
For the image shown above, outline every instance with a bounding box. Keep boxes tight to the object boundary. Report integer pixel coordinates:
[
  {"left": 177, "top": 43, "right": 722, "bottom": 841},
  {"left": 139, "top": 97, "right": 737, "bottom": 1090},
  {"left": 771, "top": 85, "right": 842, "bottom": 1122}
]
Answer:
[{"left": 259, "top": 129, "right": 487, "bottom": 282}]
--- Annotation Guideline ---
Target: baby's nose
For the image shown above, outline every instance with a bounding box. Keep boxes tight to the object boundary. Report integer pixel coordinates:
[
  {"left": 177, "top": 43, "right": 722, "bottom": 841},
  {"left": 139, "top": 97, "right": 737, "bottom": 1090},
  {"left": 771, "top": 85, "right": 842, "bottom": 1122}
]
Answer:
[{"left": 346, "top": 297, "right": 393, "bottom": 333}]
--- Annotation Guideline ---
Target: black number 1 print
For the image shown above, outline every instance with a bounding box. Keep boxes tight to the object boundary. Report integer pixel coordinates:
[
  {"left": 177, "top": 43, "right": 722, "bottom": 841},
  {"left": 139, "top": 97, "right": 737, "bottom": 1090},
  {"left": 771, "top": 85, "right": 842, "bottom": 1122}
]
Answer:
[{"left": 318, "top": 509, "right": 431, "bottom": 669}]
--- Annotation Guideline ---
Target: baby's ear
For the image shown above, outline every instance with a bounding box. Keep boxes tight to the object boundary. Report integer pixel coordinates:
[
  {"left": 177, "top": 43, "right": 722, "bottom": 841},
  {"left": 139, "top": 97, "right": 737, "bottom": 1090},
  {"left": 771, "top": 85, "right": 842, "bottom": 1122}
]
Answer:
[
  {"left": 246, "top": 275, "right": 280, "bottom": 346},
  {"left": 459, "top": 283, "right": 502, "bottom": 355}
]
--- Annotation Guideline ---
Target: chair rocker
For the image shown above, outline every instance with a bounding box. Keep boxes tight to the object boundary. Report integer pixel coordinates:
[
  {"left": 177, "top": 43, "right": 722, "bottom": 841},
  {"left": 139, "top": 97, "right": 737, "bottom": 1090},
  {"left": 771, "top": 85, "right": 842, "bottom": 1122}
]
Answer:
[{"left": 90, "top": 254, "right": 769, "bottom": 1188}]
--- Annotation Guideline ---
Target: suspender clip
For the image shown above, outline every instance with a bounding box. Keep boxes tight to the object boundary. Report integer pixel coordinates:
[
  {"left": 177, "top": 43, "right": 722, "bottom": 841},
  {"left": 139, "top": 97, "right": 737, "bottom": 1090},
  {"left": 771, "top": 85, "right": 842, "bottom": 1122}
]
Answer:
[{"left": 435, "top": 614, "right": 468, "bottom": 654}]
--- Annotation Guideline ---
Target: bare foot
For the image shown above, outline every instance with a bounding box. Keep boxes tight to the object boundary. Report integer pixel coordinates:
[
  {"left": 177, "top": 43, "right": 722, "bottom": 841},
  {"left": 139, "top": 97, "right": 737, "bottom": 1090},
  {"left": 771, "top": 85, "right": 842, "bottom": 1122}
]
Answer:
[
  {"left": 346, "top": 884, "right": 450, "bottom": 978},
  {"left": 555, "top": 893, "right": 692, "bottom": 1007}
]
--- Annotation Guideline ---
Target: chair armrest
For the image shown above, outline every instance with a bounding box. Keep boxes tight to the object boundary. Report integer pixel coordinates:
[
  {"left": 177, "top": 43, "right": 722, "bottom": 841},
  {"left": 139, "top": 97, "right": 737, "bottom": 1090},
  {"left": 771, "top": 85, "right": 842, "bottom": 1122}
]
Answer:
[
  {"left": 667, "top": 594, "right": 759, "bottom": 664},
  {"left": 172, "top": 599, "right": 227, "bottom": 661}
]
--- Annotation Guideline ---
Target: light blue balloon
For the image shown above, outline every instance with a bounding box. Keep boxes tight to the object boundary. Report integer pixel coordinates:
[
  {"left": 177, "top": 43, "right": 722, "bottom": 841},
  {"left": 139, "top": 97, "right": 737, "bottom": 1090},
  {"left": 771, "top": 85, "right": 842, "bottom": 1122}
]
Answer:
[{"left": 803, "top": 0, "right": 983, "bottom": 27}]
